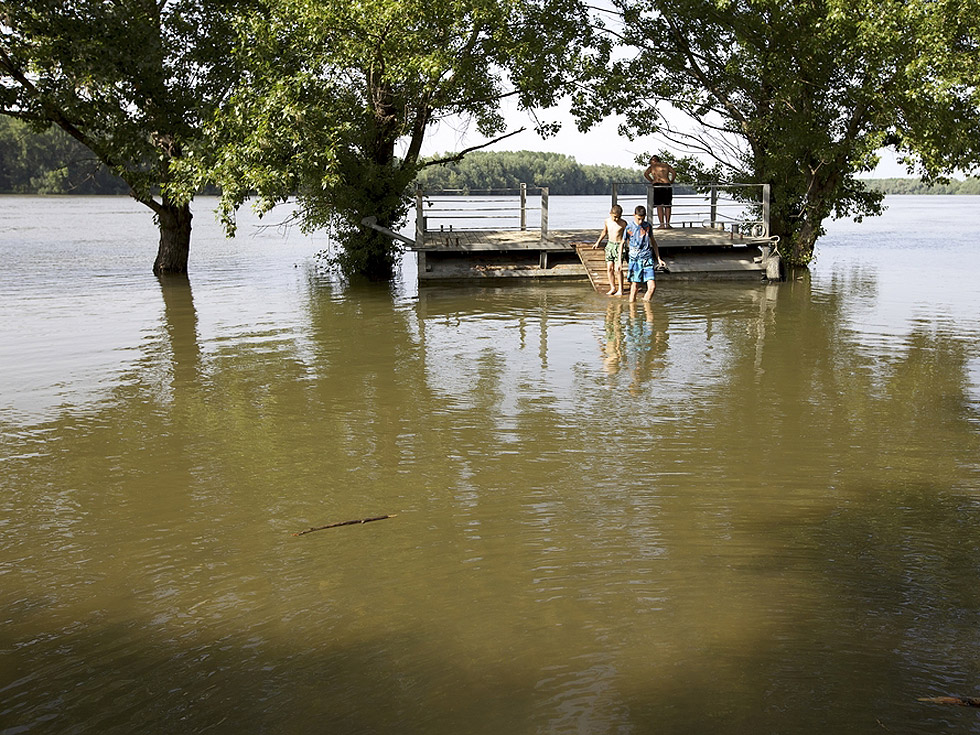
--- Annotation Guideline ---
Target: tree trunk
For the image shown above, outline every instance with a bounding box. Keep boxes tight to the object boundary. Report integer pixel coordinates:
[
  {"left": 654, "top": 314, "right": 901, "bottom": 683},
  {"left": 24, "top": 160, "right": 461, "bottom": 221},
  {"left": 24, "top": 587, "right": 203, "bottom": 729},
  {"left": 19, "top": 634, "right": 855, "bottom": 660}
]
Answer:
[
  {"left": 789, "top": 218, "right": 821, "bottom": 265},
  {"left": 153, "top": 200, "right": 192, "bottom": 275}
]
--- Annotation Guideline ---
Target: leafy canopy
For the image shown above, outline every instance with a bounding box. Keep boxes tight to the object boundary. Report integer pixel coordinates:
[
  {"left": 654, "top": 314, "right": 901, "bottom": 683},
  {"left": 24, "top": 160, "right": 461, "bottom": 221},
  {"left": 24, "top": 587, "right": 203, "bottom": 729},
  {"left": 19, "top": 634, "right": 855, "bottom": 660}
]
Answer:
[
  {"left": 0, "top": 0, "right": 242, "bottom": 204},
  {"left": 200, "top": 0, "right": 591, "bottom": 277},
  {"left": 576, "top": 0, "right": 980, "bottom": 264}
]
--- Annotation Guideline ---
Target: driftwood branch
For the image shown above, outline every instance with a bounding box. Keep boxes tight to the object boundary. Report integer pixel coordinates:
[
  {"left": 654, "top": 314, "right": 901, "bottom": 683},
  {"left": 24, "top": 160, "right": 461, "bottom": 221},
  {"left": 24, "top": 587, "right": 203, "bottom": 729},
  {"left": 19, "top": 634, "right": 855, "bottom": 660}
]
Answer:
[
  {"left": 918, "top": 696, "right": 980, "bottom": 708},
  {"left": 292, "top": 514, "right": 395, "bottom": 537}
]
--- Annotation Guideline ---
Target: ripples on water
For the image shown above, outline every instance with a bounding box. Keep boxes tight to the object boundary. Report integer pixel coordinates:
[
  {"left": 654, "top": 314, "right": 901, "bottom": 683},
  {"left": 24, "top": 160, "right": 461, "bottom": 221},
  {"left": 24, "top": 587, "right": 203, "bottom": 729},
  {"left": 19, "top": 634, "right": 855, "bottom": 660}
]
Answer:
[{"left": 2, "top": 195, "right": 980, "bottom": 733}]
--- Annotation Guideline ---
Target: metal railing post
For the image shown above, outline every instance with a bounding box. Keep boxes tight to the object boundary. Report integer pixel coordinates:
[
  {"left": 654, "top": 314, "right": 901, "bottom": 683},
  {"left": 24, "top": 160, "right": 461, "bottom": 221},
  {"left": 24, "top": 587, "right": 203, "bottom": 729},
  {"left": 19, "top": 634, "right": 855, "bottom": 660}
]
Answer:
[
  {"left": 415, "top": 186, "right": 424, "bottom": 246},
  {"left": 710, "top": 186, "right": 718, "bottom": 228},
  {"left": 540, "top": 186, "right": 549, "bottom": 238},
  {"left": 762, "top": 184, "right": 771, "bottom": 237},
  {"left": 520, "top": 183, "right": 527, "bottom": 231}
]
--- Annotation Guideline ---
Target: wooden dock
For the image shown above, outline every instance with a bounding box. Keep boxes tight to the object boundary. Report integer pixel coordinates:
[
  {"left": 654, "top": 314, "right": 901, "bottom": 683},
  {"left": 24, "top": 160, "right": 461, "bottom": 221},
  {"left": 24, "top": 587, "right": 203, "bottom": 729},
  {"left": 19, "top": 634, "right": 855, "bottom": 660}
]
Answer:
[{"left": 402, "top": 184, "right": 782, "bottom": 284}]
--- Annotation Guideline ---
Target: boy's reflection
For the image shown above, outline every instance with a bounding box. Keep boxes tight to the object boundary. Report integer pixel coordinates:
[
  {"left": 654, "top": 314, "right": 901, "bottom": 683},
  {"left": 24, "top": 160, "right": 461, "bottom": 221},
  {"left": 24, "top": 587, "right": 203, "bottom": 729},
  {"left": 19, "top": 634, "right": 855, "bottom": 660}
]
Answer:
[
  {"left": 600, "top": 300, "right": 667, "bottom": 393},
  {"left": 602, "top": 301, "right": 626, "bottom": 375}
]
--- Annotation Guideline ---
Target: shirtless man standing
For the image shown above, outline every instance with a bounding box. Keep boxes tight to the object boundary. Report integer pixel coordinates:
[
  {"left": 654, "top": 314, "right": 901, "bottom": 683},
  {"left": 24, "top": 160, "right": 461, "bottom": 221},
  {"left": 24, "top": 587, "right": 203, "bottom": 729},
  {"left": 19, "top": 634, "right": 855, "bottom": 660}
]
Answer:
[{"left": 643, "top": 155, "right": 678, "bottom": 229}]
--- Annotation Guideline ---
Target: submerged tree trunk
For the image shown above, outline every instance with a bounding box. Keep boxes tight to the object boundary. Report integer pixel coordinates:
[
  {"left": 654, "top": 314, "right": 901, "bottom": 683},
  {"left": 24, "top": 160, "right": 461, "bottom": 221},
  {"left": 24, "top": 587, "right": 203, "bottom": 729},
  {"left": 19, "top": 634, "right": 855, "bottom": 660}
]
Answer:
[
  {"left": 153, "top": 200, "right": 193, "bottom": 275},
  {"left": 332, "top": 113, "right": 415, "bottom": 280},
  {"left": 359, "top": 226, "right": 399, "bottom": 280},
  {"left": 765, "top": 167, "right": 841, "bottom": 268}
]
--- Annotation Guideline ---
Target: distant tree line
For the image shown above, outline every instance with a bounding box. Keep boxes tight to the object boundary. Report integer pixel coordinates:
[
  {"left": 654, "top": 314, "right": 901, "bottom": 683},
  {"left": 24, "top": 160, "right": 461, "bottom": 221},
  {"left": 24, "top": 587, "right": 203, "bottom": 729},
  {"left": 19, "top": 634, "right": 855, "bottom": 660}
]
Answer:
[
  {"left": 414, "top": 151, "right": 648, "bottom": 195},
  {"left": 861, "top": 177, "right": 980, "bottom": 195}
]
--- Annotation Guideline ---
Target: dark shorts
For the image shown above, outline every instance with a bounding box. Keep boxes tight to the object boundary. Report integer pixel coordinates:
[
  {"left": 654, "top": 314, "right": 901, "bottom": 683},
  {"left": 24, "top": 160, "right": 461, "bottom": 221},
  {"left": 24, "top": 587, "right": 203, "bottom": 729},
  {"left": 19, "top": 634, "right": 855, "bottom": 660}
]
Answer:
[{"left": 652, "top": 185, "right": 673, "bottom": 207}]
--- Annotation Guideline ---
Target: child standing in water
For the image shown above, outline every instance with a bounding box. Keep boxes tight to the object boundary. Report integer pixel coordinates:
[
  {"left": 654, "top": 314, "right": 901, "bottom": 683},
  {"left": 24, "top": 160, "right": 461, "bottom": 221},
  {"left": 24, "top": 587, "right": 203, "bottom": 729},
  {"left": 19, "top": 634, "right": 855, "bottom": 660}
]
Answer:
[
  {"left": 593, "top": 204, "right": 628, "bottom": 296},
  {"left": 624, "top": 205, "right": 666, "bottom": 302}
]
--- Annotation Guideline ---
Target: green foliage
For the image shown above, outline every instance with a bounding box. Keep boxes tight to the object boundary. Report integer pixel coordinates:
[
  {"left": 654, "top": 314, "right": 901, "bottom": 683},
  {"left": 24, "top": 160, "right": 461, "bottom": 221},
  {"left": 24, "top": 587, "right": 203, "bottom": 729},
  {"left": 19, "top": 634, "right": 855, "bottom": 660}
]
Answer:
[
  {"left": 0, "top": 0, "right": 245, "bottom": 271},
  {"left": 200, "top": 0, "right": 591, "bottom": 279},
  {"left": 576, "top": 0, "right": 980, "bottom": 266},
  {"left": 414, "top": 151, "right": 644, "bottom": 194}
]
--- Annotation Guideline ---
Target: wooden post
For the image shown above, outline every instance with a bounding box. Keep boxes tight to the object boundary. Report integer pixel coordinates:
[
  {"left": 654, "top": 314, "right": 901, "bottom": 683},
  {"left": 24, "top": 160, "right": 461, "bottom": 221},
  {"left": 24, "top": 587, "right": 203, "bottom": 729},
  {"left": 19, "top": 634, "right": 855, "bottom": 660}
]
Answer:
[
  {"left": 611, "top": 182, "right": 618, "bottom": 209},
  {"left": 646, "top": 185, "right": 654, "bottom": 220},
  {"left": 762, "top": 184, "right": 771, "bottom": 237},
  {"left": 540, "top": 186, "right": 549, "bottom": 238},
  {"left": 415, "top": 186, "right": 424, "bottom": 246},
  {"left": 710, "top": 186, "right": 718, "bottom": 228},
  {"left": 766, "top": 247, "right": 781, "bottom": 280},
  {"left": 520, "top": 183, "right": 527, "bottom": 231}
]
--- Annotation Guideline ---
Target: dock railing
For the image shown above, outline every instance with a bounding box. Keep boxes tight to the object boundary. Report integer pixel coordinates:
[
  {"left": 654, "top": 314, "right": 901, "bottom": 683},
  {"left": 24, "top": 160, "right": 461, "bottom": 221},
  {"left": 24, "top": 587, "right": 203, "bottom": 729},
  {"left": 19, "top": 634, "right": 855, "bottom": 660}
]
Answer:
[
  {"left": 412, "top": 182, "right": 771, "bottom": 245},
  {"left": 415, "top": 184, "right": 549, "bottom": 243},
  {"left": 612, "top": 182, "right": 771, "bottom": 238}
]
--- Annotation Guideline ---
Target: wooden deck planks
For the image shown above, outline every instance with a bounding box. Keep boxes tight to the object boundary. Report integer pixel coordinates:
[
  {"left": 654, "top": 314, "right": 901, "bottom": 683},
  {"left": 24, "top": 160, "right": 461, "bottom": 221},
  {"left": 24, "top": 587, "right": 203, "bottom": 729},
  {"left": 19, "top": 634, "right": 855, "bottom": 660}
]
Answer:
[
  {"left": 415, "top": 227, "right": 773, "bottom": 285},
  {"left": 420, "top": 229, "right": 551, "bottom": 250},
  {"left": 418, "top": 226, "right": 765, "bottom": 251}
]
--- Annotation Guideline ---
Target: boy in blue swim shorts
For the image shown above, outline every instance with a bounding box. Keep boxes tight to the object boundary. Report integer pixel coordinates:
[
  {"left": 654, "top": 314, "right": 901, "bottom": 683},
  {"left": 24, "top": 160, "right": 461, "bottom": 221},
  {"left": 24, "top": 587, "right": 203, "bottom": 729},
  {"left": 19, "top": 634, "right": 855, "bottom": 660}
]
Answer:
[{"left": 624, "top": 205, "right": 666, "bottom": 303}]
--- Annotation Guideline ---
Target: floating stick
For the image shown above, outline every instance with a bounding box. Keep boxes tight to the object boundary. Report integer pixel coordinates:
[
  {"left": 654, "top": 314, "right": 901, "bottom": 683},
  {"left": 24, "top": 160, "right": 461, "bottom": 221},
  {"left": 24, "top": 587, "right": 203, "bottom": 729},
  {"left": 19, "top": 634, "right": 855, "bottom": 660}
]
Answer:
[
  {"left": 292, "top": 514, "right": 395, "bottom": 537},
  {"left": 917, "top": 696, "right": 980, "bottom": 708}
]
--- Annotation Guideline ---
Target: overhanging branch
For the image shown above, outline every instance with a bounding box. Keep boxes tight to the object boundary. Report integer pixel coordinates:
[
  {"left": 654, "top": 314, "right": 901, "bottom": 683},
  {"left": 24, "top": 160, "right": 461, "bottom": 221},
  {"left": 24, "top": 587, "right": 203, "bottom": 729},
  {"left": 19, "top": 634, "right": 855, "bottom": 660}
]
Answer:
[{"left": 419, "top": 127, "right": 527, "bottom": 168}]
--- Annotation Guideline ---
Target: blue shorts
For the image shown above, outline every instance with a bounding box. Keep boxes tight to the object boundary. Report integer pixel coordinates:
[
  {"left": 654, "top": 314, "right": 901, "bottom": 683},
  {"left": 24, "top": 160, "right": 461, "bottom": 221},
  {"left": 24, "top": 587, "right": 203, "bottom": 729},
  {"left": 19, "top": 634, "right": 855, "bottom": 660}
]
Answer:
[{"left": 628, "top": 257, "right": 657, "bottom": 283}]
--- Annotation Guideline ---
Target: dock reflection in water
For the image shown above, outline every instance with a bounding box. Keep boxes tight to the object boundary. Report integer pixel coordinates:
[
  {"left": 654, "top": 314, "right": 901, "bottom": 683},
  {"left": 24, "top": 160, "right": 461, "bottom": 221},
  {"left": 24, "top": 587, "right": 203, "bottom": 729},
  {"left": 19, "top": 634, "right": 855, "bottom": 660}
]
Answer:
[{"left": 1, "top": 196, "right": 980, "bottom": 733}]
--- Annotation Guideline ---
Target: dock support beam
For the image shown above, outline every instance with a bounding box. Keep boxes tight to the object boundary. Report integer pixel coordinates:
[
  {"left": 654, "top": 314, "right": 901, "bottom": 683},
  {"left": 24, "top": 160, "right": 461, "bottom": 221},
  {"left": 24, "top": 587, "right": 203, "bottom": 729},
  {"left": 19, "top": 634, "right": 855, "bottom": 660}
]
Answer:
[
  {"left": 762, "top": 184, "right": 771, "bottom": 237},
  {"left": 540, "top": 186, "right": 549, "bottom": 239},
  {"left": 520, "top": 183, "right": 527, "bottom": 231}
]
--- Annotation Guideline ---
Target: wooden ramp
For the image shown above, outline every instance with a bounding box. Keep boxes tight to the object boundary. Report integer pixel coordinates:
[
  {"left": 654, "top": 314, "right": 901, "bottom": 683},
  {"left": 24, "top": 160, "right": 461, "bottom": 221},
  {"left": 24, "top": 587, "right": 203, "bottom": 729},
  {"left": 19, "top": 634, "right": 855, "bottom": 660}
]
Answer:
[
  {"left": 576, "top": 244, "right": 618, "bottom": 292},
  {"left": 575, "top": 238, "right": 775, "bottom": 292}
]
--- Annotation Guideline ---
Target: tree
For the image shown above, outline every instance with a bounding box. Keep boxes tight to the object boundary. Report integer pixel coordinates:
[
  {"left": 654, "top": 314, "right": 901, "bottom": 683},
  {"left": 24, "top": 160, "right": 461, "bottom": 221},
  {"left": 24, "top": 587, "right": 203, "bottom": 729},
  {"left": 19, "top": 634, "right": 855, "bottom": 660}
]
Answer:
[
  {"left": 201, "top": 0, "right": 590, "bottom": 280},
  {"left": 0, "top": 0, "right": 241, "bottom": 274},
  {"left": 575, "top": 0, "right": 980, "bottom": 265}
]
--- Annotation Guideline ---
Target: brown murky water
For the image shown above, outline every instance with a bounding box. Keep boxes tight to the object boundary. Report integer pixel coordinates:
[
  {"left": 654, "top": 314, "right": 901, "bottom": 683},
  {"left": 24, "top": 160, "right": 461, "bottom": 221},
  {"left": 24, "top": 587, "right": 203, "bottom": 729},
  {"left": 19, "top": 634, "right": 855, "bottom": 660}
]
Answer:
[{"left": 2, "top": 195, "right": 980, "bottom": 733}]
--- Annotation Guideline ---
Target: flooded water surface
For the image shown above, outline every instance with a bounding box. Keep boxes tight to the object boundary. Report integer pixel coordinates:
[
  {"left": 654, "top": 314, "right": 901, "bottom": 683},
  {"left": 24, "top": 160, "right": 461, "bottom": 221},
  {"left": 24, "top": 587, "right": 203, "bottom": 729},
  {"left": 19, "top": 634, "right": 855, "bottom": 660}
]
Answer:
[{"left": 2, "top": 195, "right": 980, "bottom": 733}]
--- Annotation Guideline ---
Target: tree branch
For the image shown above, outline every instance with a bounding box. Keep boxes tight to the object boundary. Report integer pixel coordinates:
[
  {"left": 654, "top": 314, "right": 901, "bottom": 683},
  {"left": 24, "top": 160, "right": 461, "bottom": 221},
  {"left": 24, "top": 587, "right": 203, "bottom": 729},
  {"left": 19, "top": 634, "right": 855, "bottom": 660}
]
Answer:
[{"left": 419, "top": 127, "right": 528, "bottom": 168}]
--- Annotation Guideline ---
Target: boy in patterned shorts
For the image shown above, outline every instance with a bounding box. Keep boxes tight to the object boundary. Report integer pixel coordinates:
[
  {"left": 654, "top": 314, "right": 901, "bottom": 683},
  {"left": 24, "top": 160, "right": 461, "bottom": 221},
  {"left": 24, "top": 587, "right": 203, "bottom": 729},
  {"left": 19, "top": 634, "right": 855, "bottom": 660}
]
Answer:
[
  {"left": 624, "top": 206, "right": 666, "bottom": 302},
  {"left": 593, "top": 204, "right": 628, "bottom": 296}
]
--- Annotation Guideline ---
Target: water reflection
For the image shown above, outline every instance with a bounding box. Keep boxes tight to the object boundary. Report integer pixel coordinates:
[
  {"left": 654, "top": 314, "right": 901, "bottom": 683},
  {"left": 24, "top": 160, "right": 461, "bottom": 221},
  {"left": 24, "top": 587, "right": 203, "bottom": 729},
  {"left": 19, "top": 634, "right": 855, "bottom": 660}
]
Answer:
[
  {"left": 3, "top": 203, "right": 980, "bottom": 733},
  {"left": 159, "top": 275, "right": 202, "bottom": 389}
]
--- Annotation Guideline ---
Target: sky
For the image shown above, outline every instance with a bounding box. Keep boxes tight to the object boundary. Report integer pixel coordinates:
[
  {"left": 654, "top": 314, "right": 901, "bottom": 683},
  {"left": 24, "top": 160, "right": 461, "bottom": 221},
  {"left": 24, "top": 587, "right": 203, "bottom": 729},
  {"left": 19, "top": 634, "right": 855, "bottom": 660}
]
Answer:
[{"left": 416, "top": 98, "right": 913, "bottom": 179}]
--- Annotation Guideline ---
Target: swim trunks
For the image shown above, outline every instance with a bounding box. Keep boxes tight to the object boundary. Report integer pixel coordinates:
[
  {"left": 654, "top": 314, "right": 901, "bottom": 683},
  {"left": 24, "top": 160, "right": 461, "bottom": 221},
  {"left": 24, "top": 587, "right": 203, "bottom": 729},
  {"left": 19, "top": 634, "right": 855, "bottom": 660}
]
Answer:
[
  {"left": 652, "top": 184, "right": 673, "bottom": 206},
  {"left": 604, "top": 240, "right": 624, "bottom": 263},
  {"left": 628, "top": 257, "right": 658, "bottom": 283}
]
